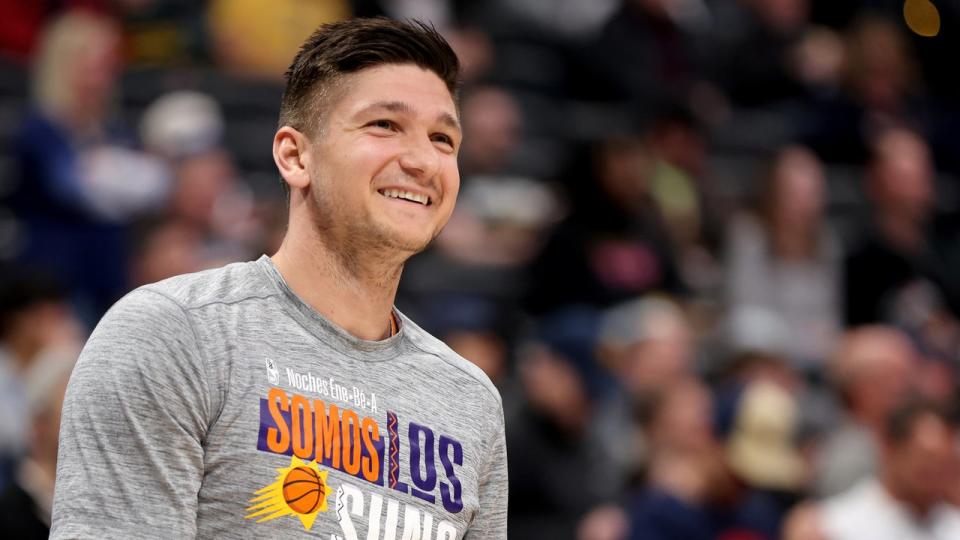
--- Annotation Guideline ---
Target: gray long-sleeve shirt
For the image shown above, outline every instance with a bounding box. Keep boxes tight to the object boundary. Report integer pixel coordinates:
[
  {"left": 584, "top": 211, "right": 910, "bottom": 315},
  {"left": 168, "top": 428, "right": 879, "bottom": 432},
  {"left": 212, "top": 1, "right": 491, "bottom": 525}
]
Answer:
[{"left": 52, "top": 256, "right": 507, "bottom": 539}]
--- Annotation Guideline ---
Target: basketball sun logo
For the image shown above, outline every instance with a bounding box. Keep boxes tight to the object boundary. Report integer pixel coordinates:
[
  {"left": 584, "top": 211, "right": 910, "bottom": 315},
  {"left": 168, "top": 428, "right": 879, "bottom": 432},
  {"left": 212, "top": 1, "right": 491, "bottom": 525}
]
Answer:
[{"left": 245, "top": 455, "right": 331, "bottom": 531}]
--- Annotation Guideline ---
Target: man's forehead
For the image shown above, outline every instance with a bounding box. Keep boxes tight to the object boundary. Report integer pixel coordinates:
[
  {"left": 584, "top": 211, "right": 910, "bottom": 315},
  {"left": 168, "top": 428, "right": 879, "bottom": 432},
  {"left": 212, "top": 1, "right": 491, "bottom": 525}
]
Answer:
[{"left": 337, "top": 64, "right": 457, "bottom": 113}]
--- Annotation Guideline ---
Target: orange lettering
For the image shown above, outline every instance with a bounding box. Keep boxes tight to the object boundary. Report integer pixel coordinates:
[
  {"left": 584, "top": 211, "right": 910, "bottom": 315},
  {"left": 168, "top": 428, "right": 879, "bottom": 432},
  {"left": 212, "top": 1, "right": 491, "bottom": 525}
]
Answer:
[
  {"left": 266, "top": 388, "right": 290, "bottom": 454},
  {"left": 315, "top": 401, "right": 341, "bottom": 468},
  {"left": 361, "top": 416, "right": 381, "bottom": 482},
  {"left": 291, "top": 394, "right": 313, "bottom": 459},
  {"left": 341, "top": 409, "right": 362, "bottom": 476}
]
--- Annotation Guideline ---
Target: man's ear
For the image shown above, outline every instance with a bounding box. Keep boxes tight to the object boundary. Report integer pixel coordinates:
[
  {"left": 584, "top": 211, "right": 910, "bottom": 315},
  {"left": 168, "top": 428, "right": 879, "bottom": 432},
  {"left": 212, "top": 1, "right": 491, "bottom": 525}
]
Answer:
[{"left": 273, "top": 126, "right": 312, "bottom": 190}]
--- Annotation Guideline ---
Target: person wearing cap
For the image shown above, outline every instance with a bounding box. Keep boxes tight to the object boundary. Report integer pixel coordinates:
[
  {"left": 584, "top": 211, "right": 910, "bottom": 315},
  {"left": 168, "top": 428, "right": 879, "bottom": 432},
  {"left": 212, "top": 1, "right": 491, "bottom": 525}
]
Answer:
[
  {"left": 592, "top": 296, "right": 694, "bottom": 494},
  {"left": 135, "top": 90, "right": 259, "bottom": 284}
]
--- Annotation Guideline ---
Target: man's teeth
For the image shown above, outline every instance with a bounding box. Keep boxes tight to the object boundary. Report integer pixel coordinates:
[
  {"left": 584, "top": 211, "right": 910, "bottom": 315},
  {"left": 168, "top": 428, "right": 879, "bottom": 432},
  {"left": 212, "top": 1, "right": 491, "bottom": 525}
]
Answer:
[{"left": 380, "top": 189, "right": 430, "bottom": 205}]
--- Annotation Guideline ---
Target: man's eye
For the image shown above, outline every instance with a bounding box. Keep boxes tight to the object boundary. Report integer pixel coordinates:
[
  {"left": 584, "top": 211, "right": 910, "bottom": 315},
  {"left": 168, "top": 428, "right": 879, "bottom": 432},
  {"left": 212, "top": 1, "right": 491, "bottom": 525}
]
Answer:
[
  {"left": 431, "top": 133, "right": 454, "bottom": 147},
  {"left": 368, "top": 119, "right": 396, "bottom": 130}
]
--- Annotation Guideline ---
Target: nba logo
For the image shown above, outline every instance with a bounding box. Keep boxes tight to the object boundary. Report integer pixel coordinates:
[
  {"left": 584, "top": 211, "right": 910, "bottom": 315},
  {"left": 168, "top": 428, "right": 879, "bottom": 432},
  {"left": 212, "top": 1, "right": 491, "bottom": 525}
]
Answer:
[{"left": 265, "top": 358, "right": 279, "bottom": 385}]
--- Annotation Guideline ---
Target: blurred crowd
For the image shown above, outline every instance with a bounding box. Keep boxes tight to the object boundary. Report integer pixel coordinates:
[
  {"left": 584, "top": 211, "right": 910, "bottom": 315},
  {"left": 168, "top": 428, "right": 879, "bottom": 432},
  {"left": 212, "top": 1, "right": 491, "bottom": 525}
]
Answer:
[{"left": 0, "top": 1, "right": 959, "bottom": 539}]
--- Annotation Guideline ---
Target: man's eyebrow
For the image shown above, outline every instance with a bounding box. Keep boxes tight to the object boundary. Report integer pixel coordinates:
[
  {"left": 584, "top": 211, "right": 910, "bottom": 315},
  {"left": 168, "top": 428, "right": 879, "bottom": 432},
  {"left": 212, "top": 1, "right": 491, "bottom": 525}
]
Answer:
[
  {"left": 356, "top": 100, "right": 461, "bottom": 132},
  {"left": 437, "top": 112, "right": 461, "bottom": 133}
]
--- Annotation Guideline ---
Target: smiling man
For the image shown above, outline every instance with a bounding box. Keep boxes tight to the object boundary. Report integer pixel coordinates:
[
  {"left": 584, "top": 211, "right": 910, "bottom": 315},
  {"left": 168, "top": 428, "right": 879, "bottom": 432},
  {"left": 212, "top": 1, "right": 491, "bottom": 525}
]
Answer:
[{"left": 51, "top": 18, "right": 507, "bottom": 539}]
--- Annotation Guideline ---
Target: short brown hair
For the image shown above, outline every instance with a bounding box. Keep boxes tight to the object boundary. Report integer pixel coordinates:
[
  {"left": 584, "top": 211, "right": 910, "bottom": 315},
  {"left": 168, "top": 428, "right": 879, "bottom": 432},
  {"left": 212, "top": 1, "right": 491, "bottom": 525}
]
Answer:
[
  {"left": 885, "top": 399, "right": 957, "bottom": 445},
  {"left": 279, "top": 17, "right": 460, "bottom": 135}
]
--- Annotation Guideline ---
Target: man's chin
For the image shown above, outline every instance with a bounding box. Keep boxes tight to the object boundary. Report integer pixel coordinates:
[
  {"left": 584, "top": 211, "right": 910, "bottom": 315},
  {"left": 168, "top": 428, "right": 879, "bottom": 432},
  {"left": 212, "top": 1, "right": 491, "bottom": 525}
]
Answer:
[{"left": 376, "top": 228, "right": 436, "bottom": 256}]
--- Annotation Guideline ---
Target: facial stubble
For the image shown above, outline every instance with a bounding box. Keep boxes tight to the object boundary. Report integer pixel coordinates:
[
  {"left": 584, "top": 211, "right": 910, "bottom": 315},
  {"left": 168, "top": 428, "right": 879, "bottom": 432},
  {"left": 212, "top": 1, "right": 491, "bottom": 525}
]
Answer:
[{"left": 305, "top": 171, "right": 441, "bottom": 284}]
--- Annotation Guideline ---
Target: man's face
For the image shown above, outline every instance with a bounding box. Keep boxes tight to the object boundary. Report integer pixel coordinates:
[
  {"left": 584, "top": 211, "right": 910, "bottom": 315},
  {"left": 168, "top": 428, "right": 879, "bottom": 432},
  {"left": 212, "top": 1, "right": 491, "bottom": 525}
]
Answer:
[
  {"left": 871, "top": 129, "right": 933, "bottom": 220},
  {"left": 887, "top": 414, "right": 957, "bottom": 512},
  {"left": 305, "top": 63, "right": 461, "bottom": 255}
]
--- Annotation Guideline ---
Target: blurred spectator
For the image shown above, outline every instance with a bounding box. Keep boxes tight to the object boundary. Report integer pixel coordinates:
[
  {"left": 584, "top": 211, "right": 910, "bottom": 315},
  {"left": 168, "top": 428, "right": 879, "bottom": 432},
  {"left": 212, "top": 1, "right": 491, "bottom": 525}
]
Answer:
[
  {"left": 722, "top": 380, "right": 808, "bottom": 538},
  {"left": 23, "top": 10, "right": 168, "bottom": 220},
  {"left": 584, "top": 0, "right": 707, "bottom": 105},
  {"left": 507, "top": 340, "right": 609, "bottom": 540},
  {"left": 813, "top": 326, "right": 916, "bottom": 497},
  {"left": 136, "top": 90, "right": 260, "bottom": 284},
  {"left": 458, "top": 85, "right": 524, "bottom": 177},
  {"left": 525, "top": 137, "right": 685, "bottom": 315},
  {"left": 725, "top": 146, "right": 841, "bottom": 371},
  {"left": 643, "top": 104, "right": 726, "bottom": 295},
  {"left": 812, "top": 400, "right": 960, "bottom": 540},
  {"left": 843, "top": 15, "right": 924, "bottom": 121},
  {"left": 592, "top": 296, "right": 693, "bottom": 492},
  {"left": 803, "top": 15, "right": 930, "bottom": 163},
  {"left": 625, "top": 377, "right": 722, "bottom": 540},
  {"left": 726, "top": 381, "right": 805, "bottom": 495},
  {"left": 129, "top": 216, "right": 206, "bottom": 286},
  {"left": 207, "top": 0, "right": 350, "bottom": 78},
  {"left": 8, "top": 10, "right": 167, "bottom": 325},
  {"left": 844, "top": 127, "right": 959, "bottom": 326},
  {"left": 708, "top": 0, "right": 844, "bottom": 108},
  {"left": 140, "top": 89, "right": 225, "bottom": 167},
  {"left": 711, "top": 0, "right": 815, "bottom": 107},
  {"left": 0, "top": 348, "right": 75, "bottom": 538},
  {"left": 626, "top": 377, "right": 791, "bottom": 540},
  {"left": 0, "top": 267, "right": 80, "bottom": 466},
  {"left": 791, "top": 25, "right": 846, "bottom": 93},
  {"left": 715, "top": 304, "right": 839, "bottom": 448}
]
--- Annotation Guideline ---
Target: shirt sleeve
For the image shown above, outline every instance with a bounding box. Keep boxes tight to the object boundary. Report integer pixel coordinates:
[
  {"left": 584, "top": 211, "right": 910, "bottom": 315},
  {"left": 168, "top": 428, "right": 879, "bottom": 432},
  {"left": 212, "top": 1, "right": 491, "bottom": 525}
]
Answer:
[
  {"left": 466, "top": 408, "right": 508, "bottom": 539},
  {"left": 51, "top": 288, "right": 213, "bottom": 539}
]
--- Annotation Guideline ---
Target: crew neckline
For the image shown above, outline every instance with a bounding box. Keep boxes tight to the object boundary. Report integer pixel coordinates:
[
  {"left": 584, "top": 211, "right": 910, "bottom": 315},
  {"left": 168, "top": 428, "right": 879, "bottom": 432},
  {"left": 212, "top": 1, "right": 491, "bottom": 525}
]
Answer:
[{"left": 254, "top": 255, "right": 406, "bottom": 362}]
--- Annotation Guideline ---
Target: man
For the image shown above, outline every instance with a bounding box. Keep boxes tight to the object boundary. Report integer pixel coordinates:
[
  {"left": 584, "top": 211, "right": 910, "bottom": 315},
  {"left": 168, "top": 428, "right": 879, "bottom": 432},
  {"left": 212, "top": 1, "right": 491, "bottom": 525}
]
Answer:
[
  {"left": 784, "top": 400, "right": 960, "bottom": 540},
  {"left": 813, "top": 326, "right": 916, "bottom": 497},
  {"left": 818, "top": 399, "right": 960, "bottom": 540},
  {"left": 51, "top": 18, "right": 507, "bottom": 539},
  {"left": 845, "top": 127, "right": 958, "bottom": 326}
]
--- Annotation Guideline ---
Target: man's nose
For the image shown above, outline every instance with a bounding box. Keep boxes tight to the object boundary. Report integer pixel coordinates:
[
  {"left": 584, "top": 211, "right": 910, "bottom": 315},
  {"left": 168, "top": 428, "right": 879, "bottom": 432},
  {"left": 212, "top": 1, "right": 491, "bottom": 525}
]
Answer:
[{"left": 398, "top": 133, "right": 440, "bottom": 182}]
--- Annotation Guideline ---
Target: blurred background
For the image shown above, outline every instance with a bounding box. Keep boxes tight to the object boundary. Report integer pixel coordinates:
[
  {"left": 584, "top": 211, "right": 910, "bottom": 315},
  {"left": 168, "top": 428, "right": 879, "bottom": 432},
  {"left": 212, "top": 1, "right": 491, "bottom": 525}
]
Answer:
[{"left": 0, "top": 0, "right": 959, "bottom": 538}]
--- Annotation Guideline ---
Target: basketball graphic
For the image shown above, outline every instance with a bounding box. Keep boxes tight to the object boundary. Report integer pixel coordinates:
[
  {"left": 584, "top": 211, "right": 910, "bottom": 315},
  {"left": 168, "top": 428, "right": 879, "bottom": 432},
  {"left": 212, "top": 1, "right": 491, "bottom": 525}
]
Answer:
[
  {"left": 246, "top": 456, "right": 330, "bottom": 531},
  {"left": 283, "top": 466, "right": 325, "bottom": 514}
]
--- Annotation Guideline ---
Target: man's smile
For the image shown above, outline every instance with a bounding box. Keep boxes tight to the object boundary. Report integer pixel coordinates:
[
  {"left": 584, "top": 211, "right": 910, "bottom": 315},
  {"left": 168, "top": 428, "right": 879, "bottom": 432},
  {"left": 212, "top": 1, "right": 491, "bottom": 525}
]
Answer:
[{"left": 377, "top": 188, "right": 432, "bottom": 206}]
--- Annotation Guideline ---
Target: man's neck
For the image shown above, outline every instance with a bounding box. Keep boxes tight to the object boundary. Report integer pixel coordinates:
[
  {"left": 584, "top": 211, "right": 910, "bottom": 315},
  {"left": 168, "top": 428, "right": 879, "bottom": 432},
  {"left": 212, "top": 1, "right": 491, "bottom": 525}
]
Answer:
[
  {"left": 879, "top": 471, "right": 934, "bottom": 519},
  {"left": 272, "top": 229, "right": 405, "bottom": 341}
]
